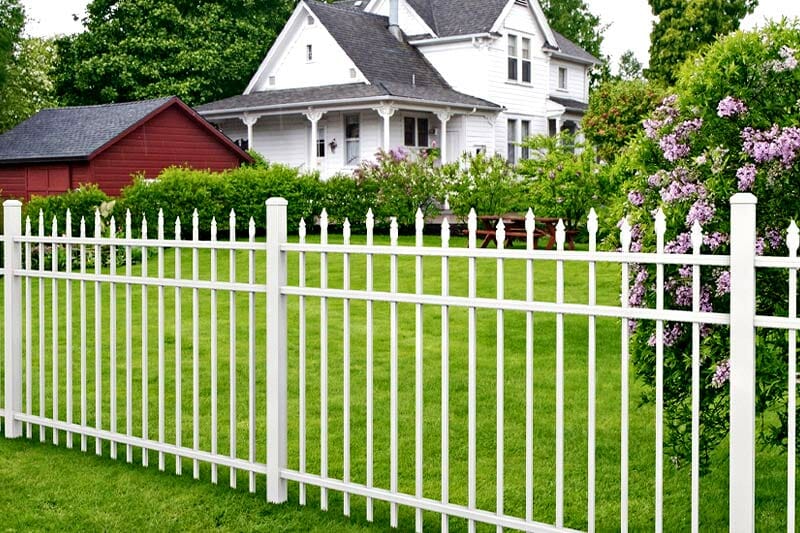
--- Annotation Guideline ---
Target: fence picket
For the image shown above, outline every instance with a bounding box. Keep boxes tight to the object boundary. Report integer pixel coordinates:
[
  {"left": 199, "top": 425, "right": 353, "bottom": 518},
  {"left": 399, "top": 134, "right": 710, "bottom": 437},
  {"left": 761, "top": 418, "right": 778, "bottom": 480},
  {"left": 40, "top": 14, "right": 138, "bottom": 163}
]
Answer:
[
  {"left": 79, "top": 217, "right": 87, "bottom": 452},
  {"left": 496, "top": 218, "right": 505, "bottom": 533},
  {"left": 788, "top": 221, "right": 799, "bottom": 533},
  {"left": 555, "top": 219, "right": 565, "bottom": 528},
  {"left": 24, "top": 216, "right": 32, "bottom": 440},
  {"left": 525, "top": 208, "right": 535, "bottom": 524},
  {"left": 158, "top": 210, "right": 165, "bottom": 471},
  {"left": 175, "top": 217, "right": 183, "bottom": 475},
  {"left": 229, "top": 210, "right": 238, "bottom": 489},
  {"left": 390, "top": 216, "right": 399, "bottom": 528},
  {"left": 94, "top": 210, "right": 102, "bottom": 455},
  {"left": 343, "top": 218, "right": 352, "bottom": 517},
  {"left": 320, "top": 209, "right": 330, "bottom": 511},
  {"left": 142, "top": 216, "right": 149, "bottom": 467},
  {"left": 620, "top": 218, "right": 632, "bottom": 533},
  {"left": 298, "top": 218, "right": 307, "bottom": 504},
  {"left": 415, "top": 208, "right": 424, "bottom": 533},
  {"left": 691, "top": 221, "right": 703, "bottom": 533},
  {"left": 192, "top": 209, "right": 200, "bottom": 479},
  {"left": 248, "top": 217, "right": 256, "bottom": 492},
  {"left": 365, "top": 209, "right": 375, "bottom": 522},
  {"left": 66, "top": 210, "right": 73, "bottom": 449},
  {"left": 52, "top": 216, "right": 59, "bottom": 446},
  {"left": 210, "top": 218, "right": 218, "bottom": 484},
  {"left": 587, "top": 209, "right": 598, "bottom": 533},
  {"left": 467, "top": 208, "right": 477, "bottom": 533},
  {"left": 654, "top": 209, "right": 666, "bottom": 533},
  {"left": 441, "top": 217, "right": 450, "bottom": 533},
  {"left": 109, "top": 216, "right": 117, "bottom": 459},
  {"left": 39, "top": 210, "right": 45, "bottom": 444},
  {"left": 125, "top": 210, "right": 133, "bottom": 463}
]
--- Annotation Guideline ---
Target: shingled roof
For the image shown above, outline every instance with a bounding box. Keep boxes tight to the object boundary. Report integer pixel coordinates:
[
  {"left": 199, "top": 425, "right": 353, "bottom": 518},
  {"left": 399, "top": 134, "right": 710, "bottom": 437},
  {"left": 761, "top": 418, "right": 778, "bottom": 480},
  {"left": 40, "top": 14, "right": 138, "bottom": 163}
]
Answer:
[
  {"left": 0, "top": 97, "right": 174, "bottom": 163},
  {"left": 552, "top": 30, "right": 600, "bottom": 64}
]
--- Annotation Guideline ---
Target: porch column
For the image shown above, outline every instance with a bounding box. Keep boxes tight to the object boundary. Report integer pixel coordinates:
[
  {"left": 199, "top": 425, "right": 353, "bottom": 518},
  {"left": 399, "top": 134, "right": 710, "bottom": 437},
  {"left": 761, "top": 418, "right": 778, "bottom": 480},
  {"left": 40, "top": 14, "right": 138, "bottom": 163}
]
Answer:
[
  {"left": 374, "top": 104, "right": 396, "bottom": 151},
  {"left": 241, "top": 113, "right": 259, "bottom": 150},
  {"left": 303, "top": 108, "right": 325, "bottom": 171},
  {"left": 435, "top": 109, "right": 453, "bottom": 164}
]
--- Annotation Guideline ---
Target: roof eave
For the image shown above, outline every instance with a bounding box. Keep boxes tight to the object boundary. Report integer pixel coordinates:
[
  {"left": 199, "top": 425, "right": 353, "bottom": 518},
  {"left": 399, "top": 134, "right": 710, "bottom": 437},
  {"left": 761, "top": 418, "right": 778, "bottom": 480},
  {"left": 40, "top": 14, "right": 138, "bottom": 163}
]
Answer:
[{"left": 547, "top": 50, "right": 599, "bottom": 66}]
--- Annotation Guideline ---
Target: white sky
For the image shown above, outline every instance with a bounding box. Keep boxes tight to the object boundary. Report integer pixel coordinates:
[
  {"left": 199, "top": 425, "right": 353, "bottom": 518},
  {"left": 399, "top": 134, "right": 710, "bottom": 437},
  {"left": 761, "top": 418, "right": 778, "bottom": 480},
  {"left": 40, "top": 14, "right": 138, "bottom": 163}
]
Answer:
[{"left": 20, "top": 0, "right": 800, "bottom": 69}]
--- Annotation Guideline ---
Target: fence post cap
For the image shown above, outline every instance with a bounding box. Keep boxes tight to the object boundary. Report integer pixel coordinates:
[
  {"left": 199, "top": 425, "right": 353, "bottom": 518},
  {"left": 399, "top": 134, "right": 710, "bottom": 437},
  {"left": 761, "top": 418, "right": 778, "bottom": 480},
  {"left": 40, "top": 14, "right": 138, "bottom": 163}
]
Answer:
[
  {"left": 730, "top": 193, "right": 757, "bottom": 205},
  {"left": 266, "top": 197, "right": 288, "bottom": 206},
  {"left": 2, "top": 199, "right": 22, "bottom": 207}
]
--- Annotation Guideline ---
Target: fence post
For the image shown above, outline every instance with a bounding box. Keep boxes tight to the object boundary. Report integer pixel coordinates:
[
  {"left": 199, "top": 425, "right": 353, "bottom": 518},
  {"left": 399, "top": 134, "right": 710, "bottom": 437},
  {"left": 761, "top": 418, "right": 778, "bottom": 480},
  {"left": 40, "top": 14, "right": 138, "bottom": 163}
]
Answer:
[
  {"left": 3, "top": 200, "right": 23, "bottom": 438},
  {"left": 266, "top": 197, "right": 288, "bottom": 503},
  {"left": 729, "top": 193, "right": 757, "bottom": 532}
]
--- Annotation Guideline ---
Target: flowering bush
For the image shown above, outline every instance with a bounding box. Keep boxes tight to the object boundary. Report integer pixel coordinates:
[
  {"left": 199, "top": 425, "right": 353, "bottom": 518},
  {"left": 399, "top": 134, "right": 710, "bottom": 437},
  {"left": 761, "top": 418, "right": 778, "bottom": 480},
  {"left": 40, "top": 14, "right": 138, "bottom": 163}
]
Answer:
[
  {"left": 612, "top": 20, "right": 800, "bottom": 470},
  {"left": 446, "top": 152, "right": 524, "bottom": 219}
]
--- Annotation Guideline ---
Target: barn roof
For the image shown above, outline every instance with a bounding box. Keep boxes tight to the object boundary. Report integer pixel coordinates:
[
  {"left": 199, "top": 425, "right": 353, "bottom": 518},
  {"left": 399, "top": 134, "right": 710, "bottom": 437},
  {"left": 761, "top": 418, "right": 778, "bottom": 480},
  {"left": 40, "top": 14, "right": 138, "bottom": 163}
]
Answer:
[{"left": 0, "top": 97, "right": 251, "bottom": 164}]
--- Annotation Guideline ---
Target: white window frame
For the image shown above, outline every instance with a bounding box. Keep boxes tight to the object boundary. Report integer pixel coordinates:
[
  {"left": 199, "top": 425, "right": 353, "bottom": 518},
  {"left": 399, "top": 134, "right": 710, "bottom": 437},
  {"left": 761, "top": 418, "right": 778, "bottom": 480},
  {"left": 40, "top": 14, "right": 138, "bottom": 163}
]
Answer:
[
  {"left": 507, "top": 34, "right": 518, "bottom": 81},
  {"left": 558, "top": 66, "right": 568, "bottom": 90},
  {"left": 403, "top": 115, "right": 430, "bottom": 148},
  {"left": 521, "top": 120, "right": 530, "bottom": 160},
  {"left": 306, "top": 44, "right": 313, "bottom": 63},
  {"left": 521, "top": 37, "right": 531, "bottom": 84},
  {"left": 507, "top": 119, "right": 518, "bottom": 165},
  {"left": 344, "top": 113, "right": 361, "bottom": 166},
  {"left": 316, "top": 124, "right": 326, "bottom": 158}
]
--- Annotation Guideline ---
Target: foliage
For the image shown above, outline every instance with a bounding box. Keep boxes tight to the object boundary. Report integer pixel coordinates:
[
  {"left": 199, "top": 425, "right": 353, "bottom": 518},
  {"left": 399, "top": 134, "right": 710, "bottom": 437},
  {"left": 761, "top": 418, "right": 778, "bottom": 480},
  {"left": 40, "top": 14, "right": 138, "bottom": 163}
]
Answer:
[
  {"left": 116, "top": 164, "right": 321, "bottom": 236},
  {"left": 352, "top": 148, "right": 449, "bottom": 229},
  {"left": 53, "top": 0, "right": 293, "bottom": 107},
  {"left": 582, "top": 78, "right": 666, "bottom": 162},
  {"left": 517, "top": 133, "right": 608, "bottom": 230},
  {"left": 613, "top": 21, "right": 800, "bottom": 471},
  {"left": 0, "top": 0, "right": 24, "bottom": 91},
  {"left": 320, "top": 173, "right": 378, "bottom": 230},
  {"left": 646, "top": 0, "right": 758, "bottom": 85},
  {"left": 540, "top": 0, "right": 604, "bottom": 63},
  {"left": 24, "top": 184, "right": 111, "bottom": 237},
  {"left": 446, "top": 152, "right": 524, "bottom": 219},
  {"left": 617, "top": 50, "right": 644, "bottom": 80},
  {"left": 0, "top": 37, "right": 59, "bottom": 133}
]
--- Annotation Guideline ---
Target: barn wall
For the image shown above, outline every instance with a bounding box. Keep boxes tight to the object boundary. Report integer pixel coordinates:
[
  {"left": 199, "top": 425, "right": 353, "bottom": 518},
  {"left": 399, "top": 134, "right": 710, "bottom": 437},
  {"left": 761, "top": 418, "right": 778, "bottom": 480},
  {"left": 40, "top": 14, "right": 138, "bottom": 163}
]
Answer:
[
  {"left": 0, "top": 166, "right": 28, "bottom": 199},
  {"left": 89, "top": 104, "right": 245, "bottom": 196}
]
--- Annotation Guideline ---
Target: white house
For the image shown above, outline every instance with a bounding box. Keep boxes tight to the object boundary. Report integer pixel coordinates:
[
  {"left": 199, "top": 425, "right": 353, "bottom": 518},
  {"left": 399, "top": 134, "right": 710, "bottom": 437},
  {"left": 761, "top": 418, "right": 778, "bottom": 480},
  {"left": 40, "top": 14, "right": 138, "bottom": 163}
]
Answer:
[{"left": 196, "top": 0, "right": 598, "bottom": 178}]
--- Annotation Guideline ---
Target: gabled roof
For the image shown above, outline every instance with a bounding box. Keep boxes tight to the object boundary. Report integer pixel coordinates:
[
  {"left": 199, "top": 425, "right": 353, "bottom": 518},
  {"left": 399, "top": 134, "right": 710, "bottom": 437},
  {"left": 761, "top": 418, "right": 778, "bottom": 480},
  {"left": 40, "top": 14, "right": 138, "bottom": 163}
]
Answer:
[
  {"left": 306, "top": 0, "right": 448, "bottom": 88},
  {"left": 196, "top": 82, "right": 500, "bottom": 116},
  {"left": 552, "top": 31, "right": 600, "bottom": 65},
  {"left": 0, "top": 97, "right": 252, "bottom": 164}
]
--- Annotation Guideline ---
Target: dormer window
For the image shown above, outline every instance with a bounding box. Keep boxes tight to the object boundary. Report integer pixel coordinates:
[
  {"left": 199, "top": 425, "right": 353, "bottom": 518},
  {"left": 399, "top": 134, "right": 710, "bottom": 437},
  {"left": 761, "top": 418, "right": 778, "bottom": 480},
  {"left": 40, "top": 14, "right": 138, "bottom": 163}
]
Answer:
[
  {"left": 349, "top": 68, "right": 357, "bottom": 78},
  {"left": 269, "top": 76, "right": 276, "bottom": 86},
  {"left": 307, "top": 44, "right": 313, "bottom": 62},
  {"left": 307, "top": 15, "right": 315, "bottom": 25}
]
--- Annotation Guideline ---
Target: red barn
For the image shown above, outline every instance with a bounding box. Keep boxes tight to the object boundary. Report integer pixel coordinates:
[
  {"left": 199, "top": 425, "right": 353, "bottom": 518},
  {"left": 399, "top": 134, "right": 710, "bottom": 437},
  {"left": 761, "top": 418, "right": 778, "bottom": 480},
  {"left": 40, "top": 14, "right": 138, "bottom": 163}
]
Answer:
[{"left": 0, "top": 96, "right": 252, "bottom": 199}]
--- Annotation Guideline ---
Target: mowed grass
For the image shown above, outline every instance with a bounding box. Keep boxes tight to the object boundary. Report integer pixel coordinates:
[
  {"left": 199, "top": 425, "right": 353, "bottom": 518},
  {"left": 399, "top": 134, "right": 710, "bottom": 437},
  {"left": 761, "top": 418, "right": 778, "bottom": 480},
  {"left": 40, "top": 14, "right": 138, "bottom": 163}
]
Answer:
[{"left": 0, "top": 232, "right": 795, "bottom": 531}]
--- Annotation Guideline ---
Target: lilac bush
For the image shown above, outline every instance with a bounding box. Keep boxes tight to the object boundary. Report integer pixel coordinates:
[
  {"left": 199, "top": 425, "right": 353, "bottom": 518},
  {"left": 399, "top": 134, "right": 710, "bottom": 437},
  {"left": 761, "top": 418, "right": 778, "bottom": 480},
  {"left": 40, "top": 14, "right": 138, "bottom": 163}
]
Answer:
[{"left": 610, "top": 20, "right": 800, "bottom": 469}]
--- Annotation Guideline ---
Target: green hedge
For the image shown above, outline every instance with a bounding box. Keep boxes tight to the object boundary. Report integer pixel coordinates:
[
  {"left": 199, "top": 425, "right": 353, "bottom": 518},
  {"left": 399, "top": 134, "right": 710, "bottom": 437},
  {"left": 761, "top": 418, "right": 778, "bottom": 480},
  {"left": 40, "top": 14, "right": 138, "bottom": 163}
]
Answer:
[{"left": 23, "top": 184, "right": 111, "bottom": 236}]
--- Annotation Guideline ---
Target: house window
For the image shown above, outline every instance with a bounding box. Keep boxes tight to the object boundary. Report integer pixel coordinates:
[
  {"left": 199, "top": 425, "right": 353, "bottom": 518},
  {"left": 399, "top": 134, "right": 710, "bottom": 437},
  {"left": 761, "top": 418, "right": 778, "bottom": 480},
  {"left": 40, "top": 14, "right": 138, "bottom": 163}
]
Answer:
[
  {"left": 307, "top": 15, "right": 315, "bottom": 25},
  {"left": 521, "top": 38, "right": 531, "bottom": 83},
  {"left": 345, "top": 114, "right": 360, "bottom": 165},
  {"left": 316, "top": 125, "right": 325, "bottom": 158},
  {"left": 307, "top": 44, "right": 313, "bottom": 62},
  {"left": 548, "top": 118, "right": 557, "bottom": 137},
  {"left": 269, "top": 76, "right": 276, "bottom": 86},
  {"left": 403, "top": 117, "right": 429, "bottom": 147},
  {"left": 521, "top": 120, "right": 530, "bottom": 159},
  {"left": 558, "top": 67, "right": 568, "bottom": 90},
  {"left": 507, "top": 119, "right": 517, "bottom": 164},
  {"left": 349, "top": 68, "right": 357, "bottom": 78},
  {"left": 507, "top": 35, "right": 518, "bottom": 81}
]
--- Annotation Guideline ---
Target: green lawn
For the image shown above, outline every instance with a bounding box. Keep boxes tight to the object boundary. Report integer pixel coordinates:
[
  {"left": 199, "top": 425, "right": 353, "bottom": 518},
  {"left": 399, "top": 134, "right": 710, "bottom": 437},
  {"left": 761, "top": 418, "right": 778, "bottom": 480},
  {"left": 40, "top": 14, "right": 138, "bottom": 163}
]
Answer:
[{"left": 0, "top": 234, "right": 794, "bottom": 531}]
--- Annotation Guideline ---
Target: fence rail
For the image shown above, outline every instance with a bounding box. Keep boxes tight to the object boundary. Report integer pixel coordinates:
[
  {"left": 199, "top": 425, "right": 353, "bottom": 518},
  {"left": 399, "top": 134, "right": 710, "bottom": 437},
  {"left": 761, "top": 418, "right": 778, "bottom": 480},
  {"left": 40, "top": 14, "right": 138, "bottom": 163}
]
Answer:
[{"left": 0, "top": 194, "right": 797, "bottom": 532}]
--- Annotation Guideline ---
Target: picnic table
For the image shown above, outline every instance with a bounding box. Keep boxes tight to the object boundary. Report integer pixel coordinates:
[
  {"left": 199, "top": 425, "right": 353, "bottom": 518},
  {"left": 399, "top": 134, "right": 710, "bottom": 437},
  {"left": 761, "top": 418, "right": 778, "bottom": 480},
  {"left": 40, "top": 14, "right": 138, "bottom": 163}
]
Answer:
[{"left": 469, "top": 215, "right": 578, "bottom": 250}]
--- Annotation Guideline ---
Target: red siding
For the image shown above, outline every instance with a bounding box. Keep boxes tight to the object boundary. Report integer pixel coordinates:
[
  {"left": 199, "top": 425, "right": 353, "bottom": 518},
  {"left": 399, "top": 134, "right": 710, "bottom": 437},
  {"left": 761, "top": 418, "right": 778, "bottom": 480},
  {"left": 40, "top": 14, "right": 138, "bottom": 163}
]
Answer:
[
  {"left": 0, "top": 166, "right": 27, "bottom": 199},
  {"left": 89, "top": 105, "right": 245, "bottom": 196}
]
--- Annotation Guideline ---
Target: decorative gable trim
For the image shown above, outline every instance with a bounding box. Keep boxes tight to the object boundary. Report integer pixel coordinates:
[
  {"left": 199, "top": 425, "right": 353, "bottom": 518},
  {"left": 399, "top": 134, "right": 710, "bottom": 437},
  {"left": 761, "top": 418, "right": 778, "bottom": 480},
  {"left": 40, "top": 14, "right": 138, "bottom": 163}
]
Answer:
[
  {"left": 490, "top": 0, "right": 557, "bottom": 48},
  {"left": 244, "top": 1, "right": 368, "bottom": 94}
]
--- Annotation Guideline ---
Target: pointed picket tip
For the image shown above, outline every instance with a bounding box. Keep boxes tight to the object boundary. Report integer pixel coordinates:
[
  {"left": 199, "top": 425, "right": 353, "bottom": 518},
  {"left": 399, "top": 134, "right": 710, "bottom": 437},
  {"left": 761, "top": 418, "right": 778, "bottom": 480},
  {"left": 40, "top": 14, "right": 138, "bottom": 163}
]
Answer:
[
  {"left": 620, "top": 218, "right": 632, "bottom": 252},
  {"left": 141, "top": 216, "right": 148, "bottom": 239},
  {"left": 366, "top": 208, "right": 375, "bottom": 224},
  {"left": 211, "top": 217, "right": 218, "bottom": 233},
  {"left": 25, "top": 216, "right": 31, "bottom": 232},
  {"left": 192, "top": 209, "right": 199, "bottom": 219},
  {"left": 390, "top": 216, "right": 399, "bottom": 246},
  {"left": 248, "top": 217, "right": 256, "bottom": 238},
  {"left": 65, "top": 208, "right": 72, "bottom": 220},
  {"left": 80, "top": 218, "right": 86, "bottom": 237},
  {"left": 467, "top": 208, "right": 477, "bottom": 230},
  {"left": 525, "top": 208, "right": 535, "bottom": 233},
  {"left": 174, "top": 217, "right": 182, "bottom": 239},
  {"left": 343, "top": 218, "right": 351, "bottom": 242},
  {"left": 320, "top": 208, "right": 329, "bottom": 223},
  {"left": 691, "top": 221, "right": 703, "bottom": 251},
  {"left": 587, "top": 208, "right": 599, "bottom": 235},
  {"left": 415, "top": 208, "right": 424, "bottom": 227},
  {"left": 496, "top": 217, "right": 506, "bottom": 230},
  {"left": 654, "top": 208, "right": 667, "bottom": 234},
  {"left": 788, "top": 220, "right": 800, "bottom": 256},
  {"left": 299, "top": 217, "right": 307, "bottom": 235}
]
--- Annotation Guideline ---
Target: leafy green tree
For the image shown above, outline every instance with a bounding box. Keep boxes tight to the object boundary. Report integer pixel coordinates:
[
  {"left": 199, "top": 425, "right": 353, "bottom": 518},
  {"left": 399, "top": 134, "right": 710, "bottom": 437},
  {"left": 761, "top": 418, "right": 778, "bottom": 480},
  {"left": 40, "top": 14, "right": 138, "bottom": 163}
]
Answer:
[
  {"left": 0, "top": 0, "right": 24, "bottom": 89},
  {"left": 53, "top": 0, "right": 293, "bottom": 106},
  {"left": 618, "top": 49, "right": 643, "bottom": 80},
  {"left": 646, "top": 0, "right": 758, "bottom": 85},
  {"left": 0, "top": 38, "right": 59, "bottom": 133},
  {"left": 540, "top": 0, "right": 605, "bottom": 61},
  {"left": 582, "top": 78, "right": 665, "bottom": 162}
]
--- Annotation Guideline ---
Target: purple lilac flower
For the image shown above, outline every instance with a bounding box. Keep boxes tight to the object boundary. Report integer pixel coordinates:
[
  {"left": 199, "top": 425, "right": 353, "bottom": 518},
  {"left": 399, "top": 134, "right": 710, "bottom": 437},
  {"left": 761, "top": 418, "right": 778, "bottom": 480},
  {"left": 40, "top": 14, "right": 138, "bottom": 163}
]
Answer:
[
  {"left": 742, "top": 125, "right": 800, "bottom": 168},
  {"left": 756, "top": 237, "right": 766, "bottom": 256},
  {"left": 665, "top": 232, "right": 692, "bottom": 254},
  {"left": 736, "top": 164, "right": 757, "bottom": 191},
  {"left": 629, "top": 269, "right": 649, "bottom": 307},
  {"left": 686, "top": 200, "right": 716, "bottom": 226},
  {"left": 716, "top": 270, "right": 731, "bottom": 296},
  {"left": 628, "top": 320, "right": 639, "bottom": 335},
  {"left": 674, "top": 118, "right": 703, "bottom": 137},
  {"left": 679, "top": 265, "right": 692, "bottom": 278},
  {"left": 717, "top": 96, "right": 748, "bottom": 118},
  {"left": 674, "top": 283, "right": 693, "bottom": 306},
  {"left": 643, "top": 119, "right": 662, "bottom": 140},
  {"left": 700, "top": 288, "right": 713, "bottom": 312},
  {"left": 647, "top": 322, "right": 683, "bottom": 347},
  {"left": 648, "top": 170, "right": 669, "bottom": 188},
  {"left": 766, "top": 228, "right": 783, "bottom": 249},
  {"left": 711, "top": 359, "right": 731, "bottom": 388},
  {"left": 703, "top": 232, "right": 729, "bottom": 251},
  {"left": 660, "top": 179, "right": 704, "bottom": 204},
  {"left": 659, "top": 133, "right": 691, "bottom": 162},
  {"left": 770, "top": 46, "right": 799, "bottom": 71},
  {"left": 628, "top": 190, "right": 644, "bottom": 207}
]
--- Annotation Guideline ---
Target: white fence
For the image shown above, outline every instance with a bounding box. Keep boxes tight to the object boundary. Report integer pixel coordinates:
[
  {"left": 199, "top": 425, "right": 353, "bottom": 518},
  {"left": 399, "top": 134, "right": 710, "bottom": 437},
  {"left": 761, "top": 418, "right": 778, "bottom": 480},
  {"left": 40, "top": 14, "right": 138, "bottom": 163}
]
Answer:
[{"left": 0, "top": 194, "right": 796, "bottom": 532}]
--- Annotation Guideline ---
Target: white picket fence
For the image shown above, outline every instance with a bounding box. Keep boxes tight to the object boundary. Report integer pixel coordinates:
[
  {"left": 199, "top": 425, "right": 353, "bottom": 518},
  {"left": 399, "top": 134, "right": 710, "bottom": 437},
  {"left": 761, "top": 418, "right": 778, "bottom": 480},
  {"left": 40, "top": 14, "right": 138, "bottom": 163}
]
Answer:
[{"left": 0, "top": 194, "right": 796, "bottom": 532}]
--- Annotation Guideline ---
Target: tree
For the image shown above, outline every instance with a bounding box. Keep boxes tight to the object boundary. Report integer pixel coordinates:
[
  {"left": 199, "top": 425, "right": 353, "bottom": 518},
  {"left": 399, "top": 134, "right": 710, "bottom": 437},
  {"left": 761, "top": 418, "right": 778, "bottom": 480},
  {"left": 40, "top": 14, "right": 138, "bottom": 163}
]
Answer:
[
  {"left": 53, "top": 0, "right": 294, "bottom": 107},
  {"left": 617, "top": 50, "right": 643, "bottom": 80},
  {"left": 540, "top": 0, "right": 605, "bottom": 62},
  {"left": 0, "top": 38, "right": 59, "bottom": 133},
  {"left": 646, "top": 0, "right": 758, "bottom": 85},
  {"left": 0, "top": 0, "right": 24, "bottom": 89}
]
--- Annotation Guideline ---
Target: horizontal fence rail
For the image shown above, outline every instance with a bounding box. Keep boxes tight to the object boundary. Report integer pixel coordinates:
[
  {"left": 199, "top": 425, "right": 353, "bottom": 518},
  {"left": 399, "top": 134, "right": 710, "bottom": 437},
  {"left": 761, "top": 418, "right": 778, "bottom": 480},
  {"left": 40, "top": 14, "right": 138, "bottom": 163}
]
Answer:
[{"left": 0, "top": 194, "right": 797, "bottom": 532}]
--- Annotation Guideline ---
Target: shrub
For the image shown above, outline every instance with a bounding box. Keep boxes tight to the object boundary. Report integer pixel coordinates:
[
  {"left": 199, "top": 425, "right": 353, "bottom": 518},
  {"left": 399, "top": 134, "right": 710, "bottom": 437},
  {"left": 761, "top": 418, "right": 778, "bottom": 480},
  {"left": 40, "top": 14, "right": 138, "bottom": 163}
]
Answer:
[
  {"left": 23, "top": 184, "right": 111, "bottom": 236},
  {"left": 582, "top": 79, "right": 666, "bottom": 163},
  {"left": 612, "top": 20, "right": 800, "bottom": 470},
  {"left": 354, "top": 148, "right": 449, "bottom": 229},
  {"left": 446, "top": 153, "right": 524, "bottom": 219},
  {"left": 518, "top": 133, "right": 609, "bottom": 230},
  {"left": 320, "top": 173, "right": 378, "bottom": 230}
]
